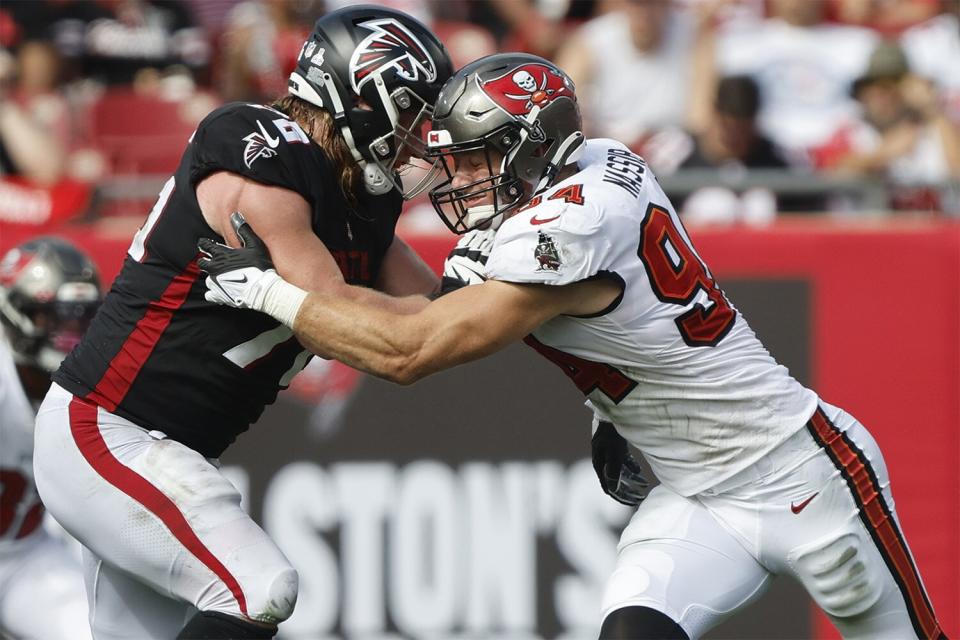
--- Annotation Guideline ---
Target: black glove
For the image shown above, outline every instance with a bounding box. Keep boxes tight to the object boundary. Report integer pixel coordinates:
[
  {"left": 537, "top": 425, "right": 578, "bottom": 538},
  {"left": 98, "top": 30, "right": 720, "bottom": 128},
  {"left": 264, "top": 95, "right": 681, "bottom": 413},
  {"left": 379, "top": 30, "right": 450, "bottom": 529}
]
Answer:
[
  {"left": 198, "top": 212, "right": 274, "bottom": 275},
  {"left": 592, "top": 420, "right": 649, "bottom": 507},
  {"left": 198, "top": 212, "right": 280, "bottom": 310}
]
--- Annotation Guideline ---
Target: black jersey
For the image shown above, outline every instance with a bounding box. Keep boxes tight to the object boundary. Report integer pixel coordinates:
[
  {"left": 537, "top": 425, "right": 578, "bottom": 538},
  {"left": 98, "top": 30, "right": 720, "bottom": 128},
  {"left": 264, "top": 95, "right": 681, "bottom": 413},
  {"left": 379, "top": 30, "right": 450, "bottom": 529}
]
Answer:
[{"left": 55, "top": 103, "right": 402, "bottom": 457}]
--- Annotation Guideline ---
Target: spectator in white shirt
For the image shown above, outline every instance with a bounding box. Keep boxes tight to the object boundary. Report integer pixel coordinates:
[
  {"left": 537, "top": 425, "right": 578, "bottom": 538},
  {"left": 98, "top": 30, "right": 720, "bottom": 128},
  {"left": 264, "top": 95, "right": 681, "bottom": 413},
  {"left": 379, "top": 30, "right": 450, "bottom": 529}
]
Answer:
[{"left": 715, "top": 0, "right": 878, "bottom": 163}]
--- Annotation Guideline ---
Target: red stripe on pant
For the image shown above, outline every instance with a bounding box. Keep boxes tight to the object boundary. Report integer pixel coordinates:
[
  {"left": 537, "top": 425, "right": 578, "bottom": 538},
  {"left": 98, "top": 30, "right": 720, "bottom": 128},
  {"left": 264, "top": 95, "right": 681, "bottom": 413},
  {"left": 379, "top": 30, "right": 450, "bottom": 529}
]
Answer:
[
  {"left": 68, "top": 396, "right": 248, "bottom": 616},
  {"left": 808, "top": 408, "right": 943, "bottom": 639}
]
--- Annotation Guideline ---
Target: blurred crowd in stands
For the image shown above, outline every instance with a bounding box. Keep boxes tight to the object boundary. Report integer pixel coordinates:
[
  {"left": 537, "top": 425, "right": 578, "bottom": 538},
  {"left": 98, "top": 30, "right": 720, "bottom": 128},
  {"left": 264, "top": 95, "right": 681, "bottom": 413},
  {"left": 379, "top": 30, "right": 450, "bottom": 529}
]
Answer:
[{"left": 1, "top": 0, "right": 959, "bottom": 232}]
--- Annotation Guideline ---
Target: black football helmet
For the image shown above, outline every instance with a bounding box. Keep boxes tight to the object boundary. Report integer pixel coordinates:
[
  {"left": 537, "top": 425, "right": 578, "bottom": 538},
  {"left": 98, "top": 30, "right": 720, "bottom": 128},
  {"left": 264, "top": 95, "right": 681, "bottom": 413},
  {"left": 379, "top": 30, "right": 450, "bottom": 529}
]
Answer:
[
  {"left": 0, "top": 237, "right": 101, "bottom": 373},
  {"left": 426, "top": 53, "right": 585, "bottom": 234},
  {"left": 288, "top": 5, "right": 454, "bottom": 198}
]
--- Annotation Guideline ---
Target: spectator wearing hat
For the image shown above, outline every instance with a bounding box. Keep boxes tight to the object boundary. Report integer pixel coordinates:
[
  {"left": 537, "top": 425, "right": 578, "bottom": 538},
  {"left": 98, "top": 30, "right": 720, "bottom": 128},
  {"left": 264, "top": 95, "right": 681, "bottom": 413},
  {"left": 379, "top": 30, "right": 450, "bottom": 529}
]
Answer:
[{"left": 827, "top": 40, "right": 960, "bottom": 210}]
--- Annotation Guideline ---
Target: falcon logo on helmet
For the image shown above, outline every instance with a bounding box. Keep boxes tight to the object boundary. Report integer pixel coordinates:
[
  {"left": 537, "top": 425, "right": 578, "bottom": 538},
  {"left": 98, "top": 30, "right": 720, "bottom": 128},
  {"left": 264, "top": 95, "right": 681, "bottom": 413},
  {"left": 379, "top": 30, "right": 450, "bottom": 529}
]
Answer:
[
  {"left": 349, "top": 18, "right": 437, "bottom": 93},
  {"left": 287, "top": 7, "right": 453, "bottom": 199},
  {"left": 480, "top": 63, "right": 575, "bottom": 117}
]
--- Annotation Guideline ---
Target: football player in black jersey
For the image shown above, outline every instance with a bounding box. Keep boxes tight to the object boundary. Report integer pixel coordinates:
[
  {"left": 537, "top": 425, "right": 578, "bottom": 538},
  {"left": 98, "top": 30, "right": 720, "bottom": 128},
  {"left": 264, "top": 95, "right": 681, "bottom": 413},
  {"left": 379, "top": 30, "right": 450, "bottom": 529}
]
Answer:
[{"left": 32, "top": 7, "right": 453, "bottom": 640}]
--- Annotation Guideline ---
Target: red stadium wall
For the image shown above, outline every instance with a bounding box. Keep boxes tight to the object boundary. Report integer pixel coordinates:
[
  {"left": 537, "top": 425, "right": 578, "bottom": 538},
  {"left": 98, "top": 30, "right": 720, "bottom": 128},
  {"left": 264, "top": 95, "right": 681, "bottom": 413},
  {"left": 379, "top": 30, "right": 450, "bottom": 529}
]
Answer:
[{"left": 2, "top": 219, "right": 957, "bottom": 637}]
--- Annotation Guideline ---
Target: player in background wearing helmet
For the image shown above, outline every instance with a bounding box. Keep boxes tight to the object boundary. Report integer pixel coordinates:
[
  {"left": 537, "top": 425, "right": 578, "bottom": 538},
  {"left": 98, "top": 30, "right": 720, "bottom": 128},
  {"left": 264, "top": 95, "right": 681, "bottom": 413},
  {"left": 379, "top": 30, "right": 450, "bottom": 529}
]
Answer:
[
  {"left": 32, "top": 6, "right": 453, "bottom": 640},
  {"left": 200, "top": 53, "right": 945, "bottom": 639},
  {"left": 0, "top": 237, "right": 99, "bottom": 640}
]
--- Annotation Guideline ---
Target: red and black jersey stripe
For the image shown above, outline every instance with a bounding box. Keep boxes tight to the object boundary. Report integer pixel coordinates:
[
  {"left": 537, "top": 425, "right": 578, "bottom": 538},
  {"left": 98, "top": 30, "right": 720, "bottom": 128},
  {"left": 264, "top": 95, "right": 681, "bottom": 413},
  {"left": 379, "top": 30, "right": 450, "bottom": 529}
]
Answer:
[
  {"left": 807, "top": 407, "right": 944, "bottom": 639},
  {"left": 53, "top": 102, "right": 403, "bottom": 458},
  {"left": 85, "top": 261, "right": 199, "bottom": 412}
]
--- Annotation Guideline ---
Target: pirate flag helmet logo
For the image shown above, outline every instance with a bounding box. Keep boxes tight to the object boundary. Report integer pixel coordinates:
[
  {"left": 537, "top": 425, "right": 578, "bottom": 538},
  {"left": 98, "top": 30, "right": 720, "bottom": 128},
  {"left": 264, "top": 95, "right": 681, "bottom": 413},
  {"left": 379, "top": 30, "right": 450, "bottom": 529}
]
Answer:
[{"left": 479, "top": 63, "right": 575, "bottom": 119}]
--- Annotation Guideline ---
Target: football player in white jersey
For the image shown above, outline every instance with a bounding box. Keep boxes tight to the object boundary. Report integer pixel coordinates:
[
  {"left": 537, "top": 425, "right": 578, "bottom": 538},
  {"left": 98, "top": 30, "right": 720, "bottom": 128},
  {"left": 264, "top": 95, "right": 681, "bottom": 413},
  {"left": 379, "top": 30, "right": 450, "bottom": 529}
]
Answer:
[
  {"left": 0, "top": 237, "right": 99, "bottom": 640},
  {"left": 198, "top": 54, "right": 946, "bottom": 639}
]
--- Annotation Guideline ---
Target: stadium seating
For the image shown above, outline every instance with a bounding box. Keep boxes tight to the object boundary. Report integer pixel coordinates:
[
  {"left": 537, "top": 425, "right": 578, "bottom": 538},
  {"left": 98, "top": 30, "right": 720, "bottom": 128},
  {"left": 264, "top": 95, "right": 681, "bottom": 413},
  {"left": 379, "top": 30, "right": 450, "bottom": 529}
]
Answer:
[{"left": 86, "top": 89, "right": 198, "bottom": 176}]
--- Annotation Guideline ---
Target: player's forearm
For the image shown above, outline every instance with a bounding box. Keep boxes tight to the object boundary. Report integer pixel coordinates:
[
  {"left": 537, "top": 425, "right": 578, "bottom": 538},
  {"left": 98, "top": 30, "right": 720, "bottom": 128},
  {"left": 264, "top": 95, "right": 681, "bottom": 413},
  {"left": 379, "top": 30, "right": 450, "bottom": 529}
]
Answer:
[
  {"left": 291, "top": 287, "right": 504, "bottom": 385},
  {"left": 338, "top": 283, "right": 431, "bottom": 315},
  {"left": 292, "top": 293, "right": 433, "bottom": 384}
]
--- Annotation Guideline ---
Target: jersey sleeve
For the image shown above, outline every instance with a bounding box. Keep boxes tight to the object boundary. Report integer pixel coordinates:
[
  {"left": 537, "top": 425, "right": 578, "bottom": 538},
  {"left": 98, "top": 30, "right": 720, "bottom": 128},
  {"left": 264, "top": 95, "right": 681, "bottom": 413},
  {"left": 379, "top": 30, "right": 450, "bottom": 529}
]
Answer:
[
  {"left": 188, "top": 103, "right": 321, "bottom": 204},
  {"left": 485, "top": 200, "right": 612, "bottom": 285}
]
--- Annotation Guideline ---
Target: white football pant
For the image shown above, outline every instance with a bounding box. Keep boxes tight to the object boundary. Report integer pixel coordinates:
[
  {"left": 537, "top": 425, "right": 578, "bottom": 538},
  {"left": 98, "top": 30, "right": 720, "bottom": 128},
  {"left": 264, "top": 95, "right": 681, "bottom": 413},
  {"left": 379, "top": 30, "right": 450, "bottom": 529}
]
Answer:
[
  {"left": 33, "top": 384, "right": 298, "bottom": 640},
  {"left": 601, "top": 401, "right": 943, "bottom": 639}
]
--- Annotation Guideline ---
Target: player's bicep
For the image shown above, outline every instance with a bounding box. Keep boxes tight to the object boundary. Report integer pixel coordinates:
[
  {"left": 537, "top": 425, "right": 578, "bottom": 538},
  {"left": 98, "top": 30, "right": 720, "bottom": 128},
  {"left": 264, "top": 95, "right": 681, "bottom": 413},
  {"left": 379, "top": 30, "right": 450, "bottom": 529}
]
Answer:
[{"left": 231, "top": 179, "right": 345, "bottom": 292}]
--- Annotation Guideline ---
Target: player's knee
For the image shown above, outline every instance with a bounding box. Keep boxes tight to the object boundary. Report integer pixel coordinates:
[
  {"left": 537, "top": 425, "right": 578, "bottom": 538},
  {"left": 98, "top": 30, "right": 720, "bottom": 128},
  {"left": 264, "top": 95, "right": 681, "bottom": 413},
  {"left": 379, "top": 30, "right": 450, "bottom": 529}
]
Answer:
[
  {"left": 789, "top": 531, "right": 884, "bottom": 618},
  {"left": 248, "top": 566, "right": 299, "bottom": 624},
  {"left": 203, "top": 566, "right": 298, "bottom": 625},
  {"left": 600, "top": 605, "right": 688, "bottom": 639}
]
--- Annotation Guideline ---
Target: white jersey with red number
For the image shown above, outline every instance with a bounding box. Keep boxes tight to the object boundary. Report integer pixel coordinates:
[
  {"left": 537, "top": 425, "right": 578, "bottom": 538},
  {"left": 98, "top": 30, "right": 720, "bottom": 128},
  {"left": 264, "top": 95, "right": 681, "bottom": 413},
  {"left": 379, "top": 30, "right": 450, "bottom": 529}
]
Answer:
[
  {"left": 486, "top": 139, "right": 817, "bottom": 496},
  {"left": 0, "top": 337, "right": 45, "bottom": 548}
]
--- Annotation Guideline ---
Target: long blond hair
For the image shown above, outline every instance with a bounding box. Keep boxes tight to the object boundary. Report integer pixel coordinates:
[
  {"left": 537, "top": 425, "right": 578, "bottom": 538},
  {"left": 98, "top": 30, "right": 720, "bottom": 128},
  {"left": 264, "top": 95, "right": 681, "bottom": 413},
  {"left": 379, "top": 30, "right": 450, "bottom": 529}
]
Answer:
[{"left": 271, "top": 94, "right": 361, "bottom": 206}]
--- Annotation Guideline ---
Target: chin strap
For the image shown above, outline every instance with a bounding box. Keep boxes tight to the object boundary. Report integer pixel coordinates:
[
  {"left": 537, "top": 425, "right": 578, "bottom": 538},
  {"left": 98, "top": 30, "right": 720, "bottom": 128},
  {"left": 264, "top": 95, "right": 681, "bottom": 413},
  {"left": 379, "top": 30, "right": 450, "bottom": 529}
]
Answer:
[
  {"left": 463, "top": 204, "right": 504, "bottom": 231},
  {"left": 321, "top": 78, "right": 387, "bottom": 195}
]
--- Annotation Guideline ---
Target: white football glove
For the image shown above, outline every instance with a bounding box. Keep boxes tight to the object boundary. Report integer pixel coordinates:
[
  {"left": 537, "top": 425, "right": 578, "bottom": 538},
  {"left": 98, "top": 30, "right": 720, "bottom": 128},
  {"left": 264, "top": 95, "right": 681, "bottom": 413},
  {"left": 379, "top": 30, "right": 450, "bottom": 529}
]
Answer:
[
  {"left": 439, "top": 228, "right": 496, "bottom": 295},
  {"left": 198, "top": 213, "right": 306, "bottom": 327}
]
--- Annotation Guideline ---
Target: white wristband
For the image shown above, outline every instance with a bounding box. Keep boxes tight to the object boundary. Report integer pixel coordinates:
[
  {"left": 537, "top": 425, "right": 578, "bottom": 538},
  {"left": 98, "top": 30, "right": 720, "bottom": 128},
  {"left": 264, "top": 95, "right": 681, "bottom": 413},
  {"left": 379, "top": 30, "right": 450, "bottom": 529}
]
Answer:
[{"left": 261, "top": 277, "right": 308, "bottom": 328}]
